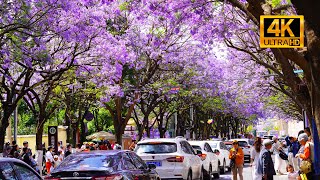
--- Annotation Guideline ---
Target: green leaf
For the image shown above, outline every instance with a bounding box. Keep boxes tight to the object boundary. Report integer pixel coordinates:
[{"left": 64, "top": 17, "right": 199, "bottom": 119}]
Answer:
[{"left": 119, "top": 2, "right": 129, "bottom": 11}]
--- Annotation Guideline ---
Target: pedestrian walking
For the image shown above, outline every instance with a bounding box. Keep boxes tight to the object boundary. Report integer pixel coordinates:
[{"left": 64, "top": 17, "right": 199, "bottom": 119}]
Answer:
[
  {"left": 285, "top": 135, "right": 300, "bottom": 172},
  {"left": 229, "top": 140, "right": 244, "bottom": 180},
  {"left": 45, "top": 146, "right": 54, "bottom": 174},
  {"left": 22, "top": 141, "right": 32, "bottom": 156},
  {"left": 22, "top": 147, "right": 32, "bottom": 166},
  {"left": 272, "top": 137, "right": 286, "bottom": 175},
  {"left": 257, "top": 139, "right": 276, "bottom": 180},
  {"left": 295, "top": 133, "right": 314, "bottom": 180},
  {"left": 250, "top": 137, "right": 262, "bottom": 180},
  {"left": 65, "top": 144, "right": 72, "bottom": 158}
]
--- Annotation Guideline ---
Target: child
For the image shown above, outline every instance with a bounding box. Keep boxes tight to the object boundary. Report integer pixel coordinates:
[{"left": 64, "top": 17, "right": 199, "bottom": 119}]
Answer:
[
  {"left": 53, "top": 155, "right": 61, "bottom": 169},
  {"left": 287, "top": 164, "right": 299, "bottom": 180}
]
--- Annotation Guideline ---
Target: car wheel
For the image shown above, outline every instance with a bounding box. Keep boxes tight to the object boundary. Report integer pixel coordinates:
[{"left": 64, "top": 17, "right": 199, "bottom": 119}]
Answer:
[
  {"left": 200, "top": 167, "right": 204, "bottom": 180},
  {"left": 208, "top": 165, "right": 213, "bottom": 180},
  {"left": 187, "top": 170, "right": 192, "bottom": 180},
  {"left": 213, "top": 162, "right": 220, "bottom": 179},
  {"left": 213, "top": 169, "right": 220, "bottom": 179},
  {"left": 220, "top": 159, "right": 226, "bottom": 174}
]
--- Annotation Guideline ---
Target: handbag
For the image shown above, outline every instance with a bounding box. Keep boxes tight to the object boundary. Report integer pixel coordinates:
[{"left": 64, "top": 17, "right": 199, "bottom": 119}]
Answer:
[
  {"left": 300, "top": 160, "right": 312, "bottom": 174},
  {"left": 279, "top": 150, "right": 288, "bottom": 160}
]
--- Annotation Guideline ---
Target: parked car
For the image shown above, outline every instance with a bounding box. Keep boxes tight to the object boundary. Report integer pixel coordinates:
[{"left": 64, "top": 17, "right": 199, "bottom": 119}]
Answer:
[
  {"left": 223, "top": 141, "right": 233, "bottom": 150},
  {"left": 206, "top": 141, "right": 231, "bottom": 174},
  {"left": 189, "top": 141, "right": 220, "bottom": 179},
  {"left": 135, "top": 137, "right": 202, "bottom": 180},
  {"left": 230, "top": 138, "right": 253, "bottom": 162},
  {"left": 45, "top": 150, "right": 159, "bottom": 180},
  {"left": 0, "top": 158, "right": 42, "bottom": 180}
]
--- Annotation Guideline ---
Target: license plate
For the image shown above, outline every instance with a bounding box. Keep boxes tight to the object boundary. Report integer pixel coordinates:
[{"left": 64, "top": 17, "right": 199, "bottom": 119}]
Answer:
[{"left": 146, "top": 161, "right": 162, "bottom": 166}]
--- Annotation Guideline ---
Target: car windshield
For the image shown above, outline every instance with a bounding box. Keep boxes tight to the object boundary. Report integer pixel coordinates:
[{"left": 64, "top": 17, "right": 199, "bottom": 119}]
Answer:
[
  {"left": 55, "top": 154, "right": 120, "bottom": 171},
  {"left": 191, "top": 145, "right": 202, "bottom": 151},
  {"left": 135, "top": 142, "right": 177, "bottom": 154},
  {"left": 238, "top": 141, "right": 248, "bottom": 147},
  {"left": 225, "top": 144, "right": 232, "bottom": 149}
]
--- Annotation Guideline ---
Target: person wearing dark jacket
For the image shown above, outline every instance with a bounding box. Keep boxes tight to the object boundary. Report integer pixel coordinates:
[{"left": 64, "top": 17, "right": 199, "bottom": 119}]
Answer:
[
  {"left": 64, "top": 144, "right": 72, "bottom": 158},
  {"left": 22, "top": 147, "right": 32, "bottom": 166},
  {"left": 258, "top": 139, "right": 276, "bottom": 180},
  {"left": 285, "top": 136, "right": 300, "bottom": 171}
]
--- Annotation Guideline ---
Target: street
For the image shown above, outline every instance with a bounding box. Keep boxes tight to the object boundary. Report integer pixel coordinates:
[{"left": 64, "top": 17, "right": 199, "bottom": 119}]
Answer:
[
  {"left": 220, "top": 161, "right": 287, "bottom": 180},
  {"left": 219, "top": 163, "right": 252, "bottom": 180}
]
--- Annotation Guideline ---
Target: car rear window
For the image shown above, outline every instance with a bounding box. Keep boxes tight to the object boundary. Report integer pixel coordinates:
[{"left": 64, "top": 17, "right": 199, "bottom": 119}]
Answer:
[
  {"left": 238, "top": 141, "right": 248, "bottom": 147},
  {"left": 209, "top": 143, "right": 217, "bottom": 148},
  {"left": 191, "top": 145, "right": 202, "bottom": 151},
  {"left": 135, "top": 142, "right": 177, "bottom": 154},
  {"left": 56, "top": 154, "right": 120, "bottom": 171}
]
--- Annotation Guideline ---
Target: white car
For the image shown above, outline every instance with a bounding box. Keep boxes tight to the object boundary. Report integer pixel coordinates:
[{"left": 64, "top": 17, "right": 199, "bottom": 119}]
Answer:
[
  {"left": 230, "top": 138, "right": 253, "bottom": 162},
  {"left": 135, "top": 137, "right": 202, "bottom": 180},
  {"left": 189, "top": 141, "right": 220, "bottom": 179},
  {"left": 206, "top": 141, "right": 231, "bottom": 174}
]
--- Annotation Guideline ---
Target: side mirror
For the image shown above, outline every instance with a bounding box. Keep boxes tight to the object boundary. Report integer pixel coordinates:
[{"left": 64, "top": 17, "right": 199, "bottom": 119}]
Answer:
[
  {"left": 148, "top": 163, "right": 156, "bottom": 170},
  {"left": 196, "top": 149, "right": 202, "bottom": 156}
]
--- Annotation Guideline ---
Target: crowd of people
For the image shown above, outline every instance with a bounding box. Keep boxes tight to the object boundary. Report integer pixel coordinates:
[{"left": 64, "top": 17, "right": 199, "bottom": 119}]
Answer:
[
  {"left": 2, "top": 139, "right": 137, "bottom": 175},
  {"left": 229, "top": 127, "right": 315, "bottom": 180},
  {"left": 3, "top": 141, "right": 39, "bottom": 172}
]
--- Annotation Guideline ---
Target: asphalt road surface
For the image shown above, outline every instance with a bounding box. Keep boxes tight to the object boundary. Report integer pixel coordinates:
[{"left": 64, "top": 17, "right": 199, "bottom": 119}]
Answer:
[
  {"left": 219, "top": 161, "right": 287, "bottom": 180},
  {"left": 219, "top": 164, "right": 252, "bottom": 180}
]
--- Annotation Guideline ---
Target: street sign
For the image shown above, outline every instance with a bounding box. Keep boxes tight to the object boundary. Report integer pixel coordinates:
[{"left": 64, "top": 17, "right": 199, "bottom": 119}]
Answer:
[
  {"left": 48, "top": 126, "right": 58, "bottom": 153},
  {"left": 294, "top": 69, "right": 303, "bottom": 74}
]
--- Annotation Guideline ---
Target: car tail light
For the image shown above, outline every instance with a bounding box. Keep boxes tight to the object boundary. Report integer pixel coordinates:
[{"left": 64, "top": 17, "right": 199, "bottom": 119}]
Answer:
[
  {"left": 93, "top": 174, "right": 123, "bottom": 180},
  {"left": 133, "top": 176, "right": 139, "bottom": 180},
  {"left": 166, "top": 156, "right": 184, "bottom": 162},
  {"left": 198, "top": 154, "right": 207, "bottom": 160}
]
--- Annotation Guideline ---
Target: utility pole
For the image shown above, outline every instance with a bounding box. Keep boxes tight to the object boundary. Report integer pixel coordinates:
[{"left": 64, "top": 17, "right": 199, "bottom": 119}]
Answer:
[
  {"left": 174, "top": 112, "right": 177, "bottom": 137},
  {"left": 13, "top": 94, "right": 18, "bottom": 142},
  {"left": 190, "top": 105, "right": 195, "bottom": 140}
]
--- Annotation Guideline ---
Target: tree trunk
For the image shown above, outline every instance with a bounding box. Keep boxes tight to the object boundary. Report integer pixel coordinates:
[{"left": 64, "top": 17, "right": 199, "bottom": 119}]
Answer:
[
  {"left": 145, "top": 116, "right": 150, "bottom": 138},
  {"left": 80, "top": 116, "right": 86, "bottom": 143},
  {"left": 114, "top": 117, "right": 126, "bottom": 146},
  {"left": 0, "top": 112, "right": 12, "bottom": 153},
  {"left": 36, "top": 120, "right": 44, "bottom": 150},
  {"left": 137, "top": 124, "right": 144, "bottom": 141}
]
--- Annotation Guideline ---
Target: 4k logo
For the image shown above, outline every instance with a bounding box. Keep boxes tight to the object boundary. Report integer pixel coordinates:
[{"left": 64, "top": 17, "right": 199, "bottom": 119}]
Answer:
[{"left": 260, "top": 15, "right": 304, "bottom": 48}]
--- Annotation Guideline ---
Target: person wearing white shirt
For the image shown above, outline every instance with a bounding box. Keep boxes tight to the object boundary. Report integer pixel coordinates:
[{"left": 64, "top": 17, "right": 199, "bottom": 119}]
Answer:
[
  {"left": 250, "top": 138, "right": 263, "bottom": 180},
  {"left": 53, "top": 155, "right": 61, "bottom": 168},
  {"left": 45, "top": 147, "right": 54, "bottom": 174},
  {"left": 272, "top": 137, "right": 285, "bottom": 175}
]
